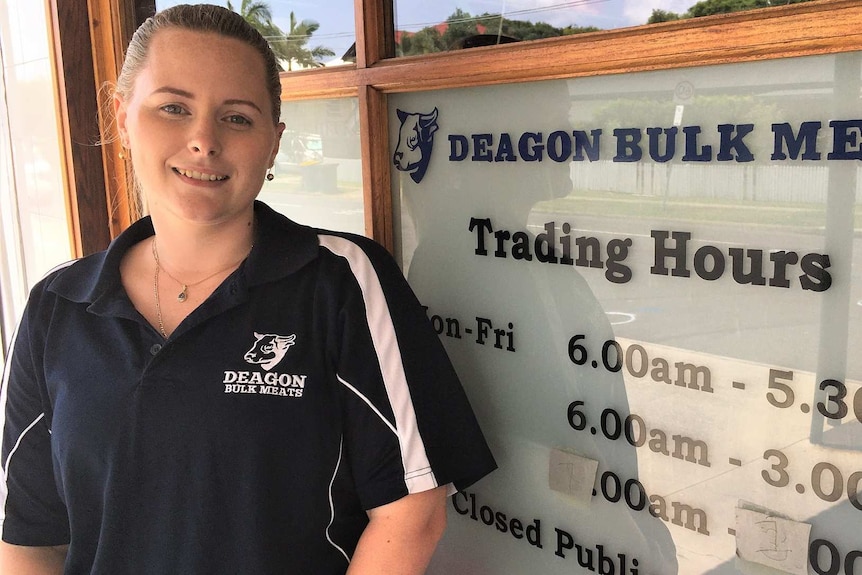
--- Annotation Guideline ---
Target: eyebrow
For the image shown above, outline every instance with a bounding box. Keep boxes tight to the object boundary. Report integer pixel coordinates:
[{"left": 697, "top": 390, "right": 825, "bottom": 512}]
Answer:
[{"left": 151, "top": 86, "right": 263, "bottom": 114}]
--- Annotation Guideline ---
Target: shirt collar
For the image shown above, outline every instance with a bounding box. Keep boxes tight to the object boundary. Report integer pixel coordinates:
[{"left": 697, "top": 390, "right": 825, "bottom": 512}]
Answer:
[{"left": 48, "top": 201, "right": 321, "bottom": 312}]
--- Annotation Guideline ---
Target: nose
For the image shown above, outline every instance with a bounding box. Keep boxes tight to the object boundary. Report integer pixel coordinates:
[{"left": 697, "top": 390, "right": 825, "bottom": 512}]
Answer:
[{"left": 188, "top": 120, "right": 221, "bottom": 156}]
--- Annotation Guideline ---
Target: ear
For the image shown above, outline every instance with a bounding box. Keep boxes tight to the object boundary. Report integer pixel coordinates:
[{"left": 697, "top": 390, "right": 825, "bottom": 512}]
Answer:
[
  {"left": 113, "top": 95, "right": 130, "bottom": 148},
  {"left": 269, "top": 122, "right": 286, "bottom": 167}
]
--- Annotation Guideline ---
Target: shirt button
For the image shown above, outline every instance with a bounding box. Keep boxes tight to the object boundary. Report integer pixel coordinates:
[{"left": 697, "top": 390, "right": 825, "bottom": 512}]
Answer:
[{"left": 150, "top": 344, "right": 163, "bottom": 355}]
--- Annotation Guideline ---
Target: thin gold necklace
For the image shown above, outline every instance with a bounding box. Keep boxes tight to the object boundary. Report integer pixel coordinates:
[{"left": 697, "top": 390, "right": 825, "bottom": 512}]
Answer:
[
  {"left": 154, "top": 260, "right": 168, "bottom": 339},
  {"left": 152, "top": 237, "right": 251, "bottom": 338},
  {"left": 152, "top": 237, "right": 250, "bottom": 303}
]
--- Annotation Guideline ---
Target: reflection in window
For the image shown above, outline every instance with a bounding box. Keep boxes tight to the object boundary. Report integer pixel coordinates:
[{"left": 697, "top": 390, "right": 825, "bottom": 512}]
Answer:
[
  {"left": 394, "top": 4, "right": 599, "bottom": 56},
  {"left": 259, "top": 99, "right": 364, "bottom": 235},
  {"left": 154, "top": 0, "right": 356, "bottom": 68},
  {"left": 393, "top": 0, "right": 819, "bottom": 56}
]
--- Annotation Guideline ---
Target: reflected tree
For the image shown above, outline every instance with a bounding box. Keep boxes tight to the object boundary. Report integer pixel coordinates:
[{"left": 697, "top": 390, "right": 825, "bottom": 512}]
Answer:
[
  {"left": 399, "top": 28, "right": 445, "bottom": 55},
  {"left": 398, "top": 8, "right": 598, "bottom": 56},
  {"left": 648, "top": 9, "right": 682, "bottom": 23},
  {"left": 650, "top": 0, "right": 816, "bottom": 21},
  {"left": 226, "top": 0, "right": 334, "bottom": 70},
  {"left": 226, "top": 0, "right": 273, "bottom": 31},
  {"left": 280, "top": 12, "right": 335, "bottom": 71}
]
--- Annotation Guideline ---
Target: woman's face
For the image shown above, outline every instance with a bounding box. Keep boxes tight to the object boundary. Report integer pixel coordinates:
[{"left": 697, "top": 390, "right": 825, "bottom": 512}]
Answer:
[{"left": 115, "top": 29, "right": 284, "bottom": 227}]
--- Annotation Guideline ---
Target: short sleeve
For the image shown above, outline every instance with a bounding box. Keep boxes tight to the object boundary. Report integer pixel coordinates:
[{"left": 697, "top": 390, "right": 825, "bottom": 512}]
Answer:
[
  {"left": 320, "top": 234, "right": 496, "bottom": 510},
  {"left": 1, "top": 293, "right": 71, "bottom": 545}
]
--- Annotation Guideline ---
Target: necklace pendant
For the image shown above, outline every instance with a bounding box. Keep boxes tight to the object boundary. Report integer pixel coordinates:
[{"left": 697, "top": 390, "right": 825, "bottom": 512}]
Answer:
[{"left": 177, "top": 285, "right": 188, "bottom": 303}]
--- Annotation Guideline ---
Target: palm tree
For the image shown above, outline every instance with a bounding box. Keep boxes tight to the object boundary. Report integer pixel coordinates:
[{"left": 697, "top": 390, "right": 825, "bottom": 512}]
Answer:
[
  {"left": 226, "top": 1, "right": 334, "bottom": 70},
  {"left": 278, "top": 12, "right": 335, "bottom": 71},
  {"left": 226, "top": 0, "right": 274, "bottom": 31}
]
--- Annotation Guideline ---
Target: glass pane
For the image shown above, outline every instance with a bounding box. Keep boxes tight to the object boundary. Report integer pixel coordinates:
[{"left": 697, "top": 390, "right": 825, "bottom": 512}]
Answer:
[
  {"left": 259, "top": 98, "right": 364, "bottom": 234},
  {"left": 392, "top": 52, "right": 862, "bottom": 574},
  {"left": 155, "top": 0, "right": 355, "bottom": 68},
  {"left": 393, "top": 0, "right": 819, "bottom": 56},
  {"left": 0, "top": 0, "right": 73, "bottom": 358}
]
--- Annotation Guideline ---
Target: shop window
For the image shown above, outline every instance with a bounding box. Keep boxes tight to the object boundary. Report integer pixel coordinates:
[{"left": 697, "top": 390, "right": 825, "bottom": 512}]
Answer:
[
  {"left": 392, "top": 49, "right": 862, "bottom": 575},
  {"left": 0, "top": 0, "right": 73, "bottom": 359}
]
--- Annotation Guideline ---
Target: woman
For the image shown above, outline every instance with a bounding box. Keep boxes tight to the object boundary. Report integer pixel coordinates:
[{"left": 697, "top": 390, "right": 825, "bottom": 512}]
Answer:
[{"left": 0, "top": 4, "right": 495, "bottom": 573}]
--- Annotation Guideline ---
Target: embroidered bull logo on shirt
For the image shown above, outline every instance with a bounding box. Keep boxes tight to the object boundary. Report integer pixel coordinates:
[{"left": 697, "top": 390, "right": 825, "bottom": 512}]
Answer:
[
  {"left": 393, "top": 108, "right": 439, "bottom": 184},
  {"left": 244, "top": 332, "right": 296, "bottom": 371}
]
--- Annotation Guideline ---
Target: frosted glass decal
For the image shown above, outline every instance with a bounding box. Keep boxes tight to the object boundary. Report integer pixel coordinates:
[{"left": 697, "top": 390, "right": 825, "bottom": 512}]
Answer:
[{"left": 392, "top": 53, "right": 862, "bottom": 575}]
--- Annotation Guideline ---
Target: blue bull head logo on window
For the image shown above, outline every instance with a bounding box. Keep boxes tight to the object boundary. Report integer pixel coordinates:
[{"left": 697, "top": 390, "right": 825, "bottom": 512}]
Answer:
[{"left": 393, "top": 108, "right": 439, "bottom": 184}]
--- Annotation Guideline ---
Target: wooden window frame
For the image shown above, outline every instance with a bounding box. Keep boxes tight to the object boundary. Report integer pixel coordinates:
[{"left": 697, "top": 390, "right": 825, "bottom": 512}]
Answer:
[
  {"left": 49, "top": 0, "right": 151, "bottom": 257},
  {"left": 58, "top": 0, "right": 862, "bottom": 255}
]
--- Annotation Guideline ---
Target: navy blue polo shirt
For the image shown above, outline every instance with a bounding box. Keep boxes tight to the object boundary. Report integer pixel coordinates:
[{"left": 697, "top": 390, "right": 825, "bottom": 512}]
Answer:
[{"left": 0, "top": 201, "right": 495, "bottom": 574}]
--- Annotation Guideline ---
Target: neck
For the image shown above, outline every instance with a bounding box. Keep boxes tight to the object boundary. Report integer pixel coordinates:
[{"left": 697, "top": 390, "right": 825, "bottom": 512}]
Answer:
[{"left": 149, "top": 210, "right": 256, "bottom": 278}]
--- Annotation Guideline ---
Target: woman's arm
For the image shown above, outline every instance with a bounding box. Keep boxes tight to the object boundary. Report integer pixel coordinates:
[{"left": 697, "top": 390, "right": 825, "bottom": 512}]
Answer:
[
  {"left": 0, "top": 541, "right": 68, "bottom": 574},
  {"left": 347, "top": 486, "right": 448, "bottom": 575}
]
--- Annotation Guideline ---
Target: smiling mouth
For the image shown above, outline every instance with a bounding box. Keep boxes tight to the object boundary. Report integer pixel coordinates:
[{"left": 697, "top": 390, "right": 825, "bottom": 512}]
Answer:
[{"left": 174, "top": 168, "right": 229, "bottom": 182}]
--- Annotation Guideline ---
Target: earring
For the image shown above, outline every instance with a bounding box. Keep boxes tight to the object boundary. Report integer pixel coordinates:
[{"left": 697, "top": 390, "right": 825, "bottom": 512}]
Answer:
[
  {"left": 118, "top": 149, "right": 126, "bottom": 160},
  {"left": 266, "top": 170, "right": 274, "bottom": 181}
]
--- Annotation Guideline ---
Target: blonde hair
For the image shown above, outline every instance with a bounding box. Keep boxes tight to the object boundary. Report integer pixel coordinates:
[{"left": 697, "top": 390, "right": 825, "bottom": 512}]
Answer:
[{"left": 117, "top": 3, "right": 282, "bottom": 125}]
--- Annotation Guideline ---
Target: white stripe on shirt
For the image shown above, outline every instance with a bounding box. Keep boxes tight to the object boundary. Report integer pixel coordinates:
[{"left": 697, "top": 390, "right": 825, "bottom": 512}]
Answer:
[
  {"left": 0, "top": 260, "right": 73, "bottom": 531},
  {"left": 318, "top": 234, "right": 438, "bottom": 494}
]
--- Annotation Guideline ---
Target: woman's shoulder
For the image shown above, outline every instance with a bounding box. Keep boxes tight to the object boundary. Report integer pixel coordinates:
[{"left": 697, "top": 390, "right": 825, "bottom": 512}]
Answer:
[
  {"left": 254, "top": 201, "right": 399, "bottom": 275},
  {"left": 23, "top": 252, "right": 105, "bottom": 311},
  {"left": 42, "top": 216, "right": 153, "bottom": 303}
]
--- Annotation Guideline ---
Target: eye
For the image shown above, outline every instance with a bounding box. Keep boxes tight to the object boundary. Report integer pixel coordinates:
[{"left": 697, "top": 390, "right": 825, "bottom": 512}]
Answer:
[
  {"left": 225, "top": 114, "right": 252, "bottom": 127},
  {"left": 160, "top": 104, "right": 187, "bottom": 115},
  {"left": 407, "top": 125, "right": 420, "bottom": 150}
]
